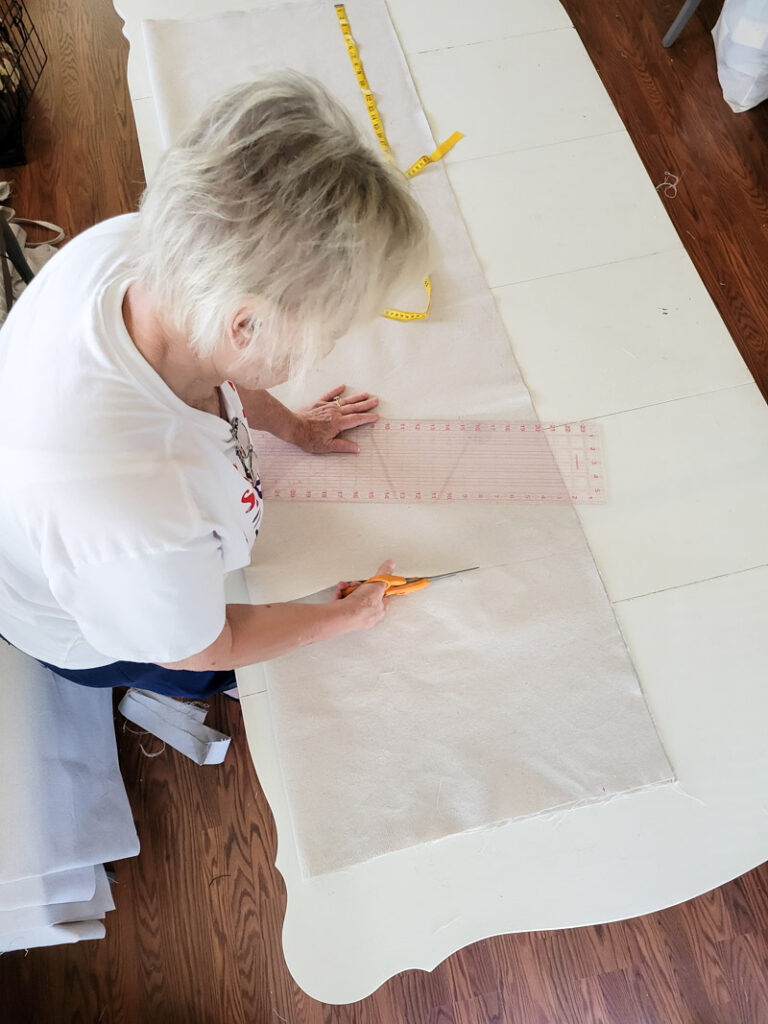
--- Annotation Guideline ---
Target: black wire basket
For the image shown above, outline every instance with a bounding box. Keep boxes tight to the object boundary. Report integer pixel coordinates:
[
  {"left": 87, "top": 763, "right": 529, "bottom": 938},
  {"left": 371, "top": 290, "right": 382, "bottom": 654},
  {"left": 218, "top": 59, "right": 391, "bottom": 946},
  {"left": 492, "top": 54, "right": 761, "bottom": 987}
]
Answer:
[{"left": 0, "top": 0, "right": 46, "bottom": 165}]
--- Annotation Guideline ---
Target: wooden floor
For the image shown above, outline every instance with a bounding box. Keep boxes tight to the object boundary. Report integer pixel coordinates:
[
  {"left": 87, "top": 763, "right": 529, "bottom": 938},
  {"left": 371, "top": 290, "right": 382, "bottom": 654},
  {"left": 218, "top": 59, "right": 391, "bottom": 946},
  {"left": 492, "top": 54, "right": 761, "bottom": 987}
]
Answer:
[{"left": 1, "top": 1, "right": 767, "bottom": 1022}]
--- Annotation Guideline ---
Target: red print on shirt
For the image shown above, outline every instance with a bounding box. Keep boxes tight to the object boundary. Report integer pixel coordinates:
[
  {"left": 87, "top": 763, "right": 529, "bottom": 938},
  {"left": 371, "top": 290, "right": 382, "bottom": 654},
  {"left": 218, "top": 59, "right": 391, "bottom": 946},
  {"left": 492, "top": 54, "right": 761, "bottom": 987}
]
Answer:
[{"left": 241, "top": 490, "right": 256, "bottom": 513}]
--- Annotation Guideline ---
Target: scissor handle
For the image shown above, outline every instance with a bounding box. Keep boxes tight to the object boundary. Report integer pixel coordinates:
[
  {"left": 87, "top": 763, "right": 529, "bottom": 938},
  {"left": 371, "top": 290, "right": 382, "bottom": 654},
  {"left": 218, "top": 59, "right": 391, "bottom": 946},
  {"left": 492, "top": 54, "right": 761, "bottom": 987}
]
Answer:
[
  {"left": 387, "top": 576, "right": 429, "bottom": 595},
  {"left": 339, "top": 574, "right": 429, "bottom": 599}
]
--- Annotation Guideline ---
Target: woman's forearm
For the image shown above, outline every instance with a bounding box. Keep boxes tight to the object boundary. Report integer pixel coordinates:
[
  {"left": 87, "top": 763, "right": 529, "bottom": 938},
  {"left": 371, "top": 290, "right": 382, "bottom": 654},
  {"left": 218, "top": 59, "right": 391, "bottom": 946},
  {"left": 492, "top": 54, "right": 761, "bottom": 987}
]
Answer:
[
  {"left": 163, "top": 601, "right": 350, "bottom": 672},
  {"left": 160, "top": 566, "right": 393, "bottom": 673},
  {"left": 239, "top": 388, "right": 301, "bottom": 444},
  {"left": 222, "top": 601, "right": 348, "bottom": 668}
]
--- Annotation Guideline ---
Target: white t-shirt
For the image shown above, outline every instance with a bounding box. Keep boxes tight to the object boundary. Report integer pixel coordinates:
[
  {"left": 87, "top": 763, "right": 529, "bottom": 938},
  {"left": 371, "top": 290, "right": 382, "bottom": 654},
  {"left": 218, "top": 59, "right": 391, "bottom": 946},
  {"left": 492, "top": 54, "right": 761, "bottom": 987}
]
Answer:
[{"left": 0, "top": 214, "right": 264, "bottom": 668}]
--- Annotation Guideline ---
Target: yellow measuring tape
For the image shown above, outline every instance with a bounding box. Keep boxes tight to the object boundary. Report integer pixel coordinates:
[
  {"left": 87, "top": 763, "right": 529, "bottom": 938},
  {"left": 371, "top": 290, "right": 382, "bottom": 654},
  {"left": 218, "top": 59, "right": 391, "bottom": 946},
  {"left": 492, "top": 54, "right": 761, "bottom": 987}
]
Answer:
[
  {"left": 405, "top": 131, "right": 464, "bottom": 179},
  {"left": 382, "top": 275, "right": 432, "bottom": 322},
  {"left": 335, "top": 4, "right": 393, "bottom": 156},
  {"left": 334, "top": 4, "right": 462, "bottom": 321}
]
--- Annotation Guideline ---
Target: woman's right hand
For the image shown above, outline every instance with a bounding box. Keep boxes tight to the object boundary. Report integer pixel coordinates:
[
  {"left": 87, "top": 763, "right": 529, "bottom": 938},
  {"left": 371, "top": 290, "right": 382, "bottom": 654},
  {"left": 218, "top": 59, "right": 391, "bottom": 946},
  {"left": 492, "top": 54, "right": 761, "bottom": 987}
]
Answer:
[{"left": 335, "top": 559, "right": 394, "bottom": 633}]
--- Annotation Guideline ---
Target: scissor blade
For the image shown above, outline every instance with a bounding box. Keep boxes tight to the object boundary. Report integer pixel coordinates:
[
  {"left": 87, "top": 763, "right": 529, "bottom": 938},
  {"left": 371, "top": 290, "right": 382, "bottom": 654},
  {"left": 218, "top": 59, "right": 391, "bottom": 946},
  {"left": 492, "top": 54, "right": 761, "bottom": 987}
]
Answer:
[{"left": 425, "top": 566, "right": 480, "bottom": 583}]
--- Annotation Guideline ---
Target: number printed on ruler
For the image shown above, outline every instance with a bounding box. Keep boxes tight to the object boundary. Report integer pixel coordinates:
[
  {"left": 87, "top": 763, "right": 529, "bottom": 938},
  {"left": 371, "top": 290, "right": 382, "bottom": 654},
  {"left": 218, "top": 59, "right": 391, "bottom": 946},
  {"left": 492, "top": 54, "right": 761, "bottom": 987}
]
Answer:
[{"left": 253, "top": 420, "right": 606, "bottom": 505}]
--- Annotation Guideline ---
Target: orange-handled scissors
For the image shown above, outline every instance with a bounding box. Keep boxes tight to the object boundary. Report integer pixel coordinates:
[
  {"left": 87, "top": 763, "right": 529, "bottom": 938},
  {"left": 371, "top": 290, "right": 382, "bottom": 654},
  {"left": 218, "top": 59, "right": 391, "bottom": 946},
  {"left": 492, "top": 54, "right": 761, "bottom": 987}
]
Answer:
[{"left": 339, "top": 567, "right": 478, "bottom": 600}]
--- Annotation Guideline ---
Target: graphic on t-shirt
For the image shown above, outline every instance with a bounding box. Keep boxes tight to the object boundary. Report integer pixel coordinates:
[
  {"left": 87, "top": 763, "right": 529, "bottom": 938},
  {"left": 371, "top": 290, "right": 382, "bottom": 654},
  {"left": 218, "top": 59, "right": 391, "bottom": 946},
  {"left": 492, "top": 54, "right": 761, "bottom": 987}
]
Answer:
[{"left": 222, "top": 381, "right": 263, "bottom": 541}]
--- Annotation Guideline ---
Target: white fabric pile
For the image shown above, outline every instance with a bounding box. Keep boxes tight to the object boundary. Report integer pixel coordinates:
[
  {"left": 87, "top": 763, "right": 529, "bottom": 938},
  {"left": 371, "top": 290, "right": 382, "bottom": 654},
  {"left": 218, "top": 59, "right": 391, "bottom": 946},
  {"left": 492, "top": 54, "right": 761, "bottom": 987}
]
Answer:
[
  {"left": 713, "top": 0, "right": 768, "bottom": 112},
  {"left": 0, "top": 643, "right": 138, "bottom": 951}
]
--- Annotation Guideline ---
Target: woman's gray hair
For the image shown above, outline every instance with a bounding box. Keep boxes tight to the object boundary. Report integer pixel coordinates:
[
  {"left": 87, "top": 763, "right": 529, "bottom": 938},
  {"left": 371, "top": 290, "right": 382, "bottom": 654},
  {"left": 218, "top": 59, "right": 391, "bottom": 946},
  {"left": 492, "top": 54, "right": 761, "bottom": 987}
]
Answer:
[{"left": 133, "top": 71, "right": 430, "bottom": 376}]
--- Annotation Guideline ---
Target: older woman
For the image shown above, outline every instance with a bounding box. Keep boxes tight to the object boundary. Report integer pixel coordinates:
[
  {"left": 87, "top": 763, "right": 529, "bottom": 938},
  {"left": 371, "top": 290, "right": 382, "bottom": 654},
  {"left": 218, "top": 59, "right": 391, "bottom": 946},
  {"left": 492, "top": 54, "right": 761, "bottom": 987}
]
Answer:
[{"left": 0, "top": 72, "right": 429, "bottom": 698}]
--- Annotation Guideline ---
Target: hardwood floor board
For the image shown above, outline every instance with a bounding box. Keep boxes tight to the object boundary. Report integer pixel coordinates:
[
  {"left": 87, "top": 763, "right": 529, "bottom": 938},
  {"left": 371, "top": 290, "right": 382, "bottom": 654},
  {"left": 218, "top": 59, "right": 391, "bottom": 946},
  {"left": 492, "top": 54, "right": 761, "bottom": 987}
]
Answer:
[
  {"left": 655, "top": 905, "right": 725, "bottom": 1021},
  {"left": 482, "top": 935, "right": 550, "bottom": 1022},
  {"left": 260, "top": 894, "right": 326, "bottom": 1024},
  {"left": 425, "top": 942, "right": 522, "bottom": 1024},
  {"left": 686, "top": 883, "right": 739, "bottom": 942},
  {"left": 736, "top": 862, "right": 768, "bottom": 935},
  {"left": 374, "top": 964, "right": 455, "bottom": 1024},
  {"left": 100, "top": 876, "right": 145, "bottom": 1024},
  {"left": 130, "top": 849, "right": 224, "bottom": 1021},
  {"left": 218, "top": 705, "right": 284, "bottom": 908},
  {"left": 620, "top": 913, "right": 719, "bottom": 1024},
  {"left": 199, "top": 826, "right": 250, "bottom": 1024},
  {"left": 576, "top": 975, "right": 612, "bottom": 1024},
  {"left": 538, "top": 920, "right": 633, "bottom": 980},
  {"left": 200, "top": 721, "right": 279, "bottom": 1024},
  {"left": 716, "top": 932, "right": 768, "bottom": 1024},
  {"left": 676, "top": 892, "right": 741, "bottom": 1009},
  {"left": 597, "top": 967, "right": 654, "bottom": 1024},
  {"left": 620, "top": 917, "right": 687, "bottom": 1023},
  {"left": 427, "top": 1004, "right": 459, "bottom": 1024},
  {"left": 427, "top": 987, "right": 509, "bottom": 1024},
  {"left": 111, "top": 709, "right": 261, "bottom": 1024},
  {"left": 496, "top": 932, "right": 586, "bottom": 1024},
  {"left": 231, "top": 909, "right": 276, "bottom": 1024},
  {"left": 124, "top": 731, "right": 220, "bottom": 836},
  {"left": 1, "top": 0, "right": 145, "bottom": 236},
  {"left": 497, "top": 932, "right": 591, "bottom": 1024},
  {"left": 444, "top": 936, "right": 511, "bottom": 1002}
]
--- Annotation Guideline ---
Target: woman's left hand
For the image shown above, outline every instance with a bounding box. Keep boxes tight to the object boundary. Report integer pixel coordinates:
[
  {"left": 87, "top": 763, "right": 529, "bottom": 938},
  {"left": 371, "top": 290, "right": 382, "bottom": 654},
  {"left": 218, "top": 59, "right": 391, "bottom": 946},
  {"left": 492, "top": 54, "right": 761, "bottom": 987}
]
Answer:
[{"left": 293, "top": 385, "right": 379, "bottom": 454}]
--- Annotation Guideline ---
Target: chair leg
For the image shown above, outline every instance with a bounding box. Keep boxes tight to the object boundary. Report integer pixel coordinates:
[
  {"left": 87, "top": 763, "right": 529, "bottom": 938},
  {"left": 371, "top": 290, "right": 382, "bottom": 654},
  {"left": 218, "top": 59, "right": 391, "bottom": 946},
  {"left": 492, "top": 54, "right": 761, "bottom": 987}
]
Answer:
[{"left": 662, "top": 0, "right": 704, "bottom": 46}]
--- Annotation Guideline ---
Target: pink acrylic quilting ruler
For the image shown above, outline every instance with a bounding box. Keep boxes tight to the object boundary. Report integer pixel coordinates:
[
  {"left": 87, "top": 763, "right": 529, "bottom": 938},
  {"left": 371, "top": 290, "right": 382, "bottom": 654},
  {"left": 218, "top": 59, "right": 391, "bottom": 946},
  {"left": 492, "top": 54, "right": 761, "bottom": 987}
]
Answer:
[{"left": 253, "top": 419, "right": 606, "bottom": 505}]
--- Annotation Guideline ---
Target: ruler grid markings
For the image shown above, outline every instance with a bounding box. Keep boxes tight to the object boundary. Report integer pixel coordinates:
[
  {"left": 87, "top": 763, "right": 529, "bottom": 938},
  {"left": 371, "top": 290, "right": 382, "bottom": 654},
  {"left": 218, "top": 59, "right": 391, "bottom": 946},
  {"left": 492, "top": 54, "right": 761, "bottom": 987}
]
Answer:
[{"left": 253, "top": 420, "right": 605, "bottom": 505}]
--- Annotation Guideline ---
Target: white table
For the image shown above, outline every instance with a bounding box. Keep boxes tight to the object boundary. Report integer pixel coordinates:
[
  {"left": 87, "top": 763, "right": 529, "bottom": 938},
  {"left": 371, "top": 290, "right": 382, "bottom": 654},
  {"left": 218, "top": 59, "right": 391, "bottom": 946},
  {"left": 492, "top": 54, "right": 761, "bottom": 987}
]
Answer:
[{"left": 115, "top": 0, "right": 768, "bottom": 1002}]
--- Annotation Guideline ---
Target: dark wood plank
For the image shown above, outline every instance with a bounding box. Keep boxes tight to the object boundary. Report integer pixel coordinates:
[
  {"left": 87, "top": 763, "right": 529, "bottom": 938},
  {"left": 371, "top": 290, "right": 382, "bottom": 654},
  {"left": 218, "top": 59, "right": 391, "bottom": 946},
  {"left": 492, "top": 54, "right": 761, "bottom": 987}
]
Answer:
[
  {"left": 597, "top": 966, "right": 653, "bottom": 1024},
  {"left": 737, "top": 864, "right": 768, "bottom": 934},
  {"left": 0, "top": 0, "right": 144, "bottom": 237},
  {"left": 623, "top": 911, "right": 716, "bottom": 1022},
  {"left": 577, "top": 975, "right": 612, "bottom": 1024},
  {"left": 427, "top": 988, "right": 510, "bottom": 1024},
  {"left": 1, "top": 2, "right": 767, "bottom": 1023},
  {"left": 716, "top": 932, "right": 768, "bottom": 1024},
  {"left": 677, "top": 885, "right": 740, "bottom": 1008},
  {"left": 538, "top": 921, "right": 632, "bottom": 980}
]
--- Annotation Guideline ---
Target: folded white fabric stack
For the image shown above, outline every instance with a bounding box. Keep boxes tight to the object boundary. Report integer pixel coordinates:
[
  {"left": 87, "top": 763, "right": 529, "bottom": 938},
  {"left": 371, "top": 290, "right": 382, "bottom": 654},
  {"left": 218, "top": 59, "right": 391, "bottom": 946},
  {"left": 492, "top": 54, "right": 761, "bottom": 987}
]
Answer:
[{"left": 0, "top": 643, "right": 139, "bottom": 951}]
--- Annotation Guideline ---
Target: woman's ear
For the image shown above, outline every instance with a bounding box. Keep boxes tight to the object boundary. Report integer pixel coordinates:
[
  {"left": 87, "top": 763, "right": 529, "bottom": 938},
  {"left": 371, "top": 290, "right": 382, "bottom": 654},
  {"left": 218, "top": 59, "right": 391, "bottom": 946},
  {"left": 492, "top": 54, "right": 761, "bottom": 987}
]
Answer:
[{"left": 227, "top": 304, "right": 262, "bottom": 351}]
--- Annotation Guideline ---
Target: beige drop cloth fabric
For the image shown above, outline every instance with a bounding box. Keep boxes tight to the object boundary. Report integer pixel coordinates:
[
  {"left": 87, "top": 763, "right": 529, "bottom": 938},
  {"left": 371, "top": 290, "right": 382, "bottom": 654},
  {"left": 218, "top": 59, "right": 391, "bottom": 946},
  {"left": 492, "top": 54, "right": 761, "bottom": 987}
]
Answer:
[{"left": 143, "top": 0, "right": 674, "bottom": 876}]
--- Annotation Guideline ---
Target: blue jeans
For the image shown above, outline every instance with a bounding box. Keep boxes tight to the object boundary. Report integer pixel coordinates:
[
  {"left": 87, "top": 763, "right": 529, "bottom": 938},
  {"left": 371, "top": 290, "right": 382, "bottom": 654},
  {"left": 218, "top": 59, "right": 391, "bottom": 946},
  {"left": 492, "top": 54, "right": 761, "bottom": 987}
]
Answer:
[
  {"left": 1, "top": 636, "right": 235, "bottom": 698},
  {"left": 37, "top": 659, "right": 236, "bottom": 698}
]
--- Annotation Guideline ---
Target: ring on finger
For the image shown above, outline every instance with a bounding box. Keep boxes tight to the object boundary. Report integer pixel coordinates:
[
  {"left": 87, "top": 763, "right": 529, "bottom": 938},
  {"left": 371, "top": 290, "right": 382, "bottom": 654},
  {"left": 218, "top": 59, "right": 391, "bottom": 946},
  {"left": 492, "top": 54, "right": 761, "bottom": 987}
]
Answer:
[{"left": 332, "top": 396, "right": 343, "bottom": 408}]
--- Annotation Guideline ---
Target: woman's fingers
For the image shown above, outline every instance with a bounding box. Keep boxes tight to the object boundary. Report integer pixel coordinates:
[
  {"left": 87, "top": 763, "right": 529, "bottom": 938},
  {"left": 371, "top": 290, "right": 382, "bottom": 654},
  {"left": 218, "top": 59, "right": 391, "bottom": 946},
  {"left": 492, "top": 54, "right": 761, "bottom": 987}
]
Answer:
[
  {"left": 336, "top": 411, "right": 379, "bottom": 431},
  {"left": 315, "top": 387, "right": 379, "bottom": 411},
  {"left": 318, "top": 384, "right": 346, "bottom": 404},
  {"left": 329, "top": 437, "right": 360, "bottom": 454},
  {"left": 340, "top": 395, "right": 378, "bottom": 414},
  {"left": 323, "top": 411, "right": 379, "bottom": 453},
  {"left": 297, "top": 389, "right": 380, "bottom": 454},
  {"left": 313, "top": 388, "right": 379, "bottom": 423},
  {"left": 338, "top": 391, "right": 372, "bottom": 405},
  {"left": 337, "top": 561, "right": 394, "bottom": 590}
]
